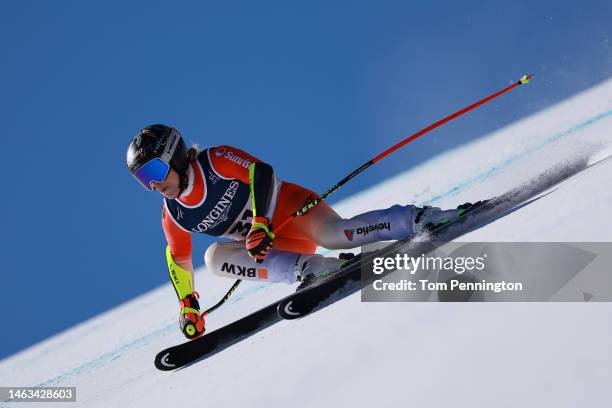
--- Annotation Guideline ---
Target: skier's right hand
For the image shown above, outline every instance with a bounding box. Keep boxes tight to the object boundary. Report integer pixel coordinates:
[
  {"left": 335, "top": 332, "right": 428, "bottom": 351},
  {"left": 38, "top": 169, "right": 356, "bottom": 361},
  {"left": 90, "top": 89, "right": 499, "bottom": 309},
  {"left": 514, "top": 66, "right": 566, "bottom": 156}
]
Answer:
[
  {"left": 179, "top": 292, "right": 206, "bottom": 339},
  {"left": 246, "top": 216, "right": 275, "bottom": 262}
]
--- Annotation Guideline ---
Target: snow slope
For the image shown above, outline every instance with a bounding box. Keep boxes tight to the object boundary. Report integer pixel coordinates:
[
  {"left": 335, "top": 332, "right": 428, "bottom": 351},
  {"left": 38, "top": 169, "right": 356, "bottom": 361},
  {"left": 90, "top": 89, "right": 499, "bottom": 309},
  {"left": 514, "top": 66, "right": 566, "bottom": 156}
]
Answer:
[{"left": 2, "top": 78, "right": 612, "bottom": 408}]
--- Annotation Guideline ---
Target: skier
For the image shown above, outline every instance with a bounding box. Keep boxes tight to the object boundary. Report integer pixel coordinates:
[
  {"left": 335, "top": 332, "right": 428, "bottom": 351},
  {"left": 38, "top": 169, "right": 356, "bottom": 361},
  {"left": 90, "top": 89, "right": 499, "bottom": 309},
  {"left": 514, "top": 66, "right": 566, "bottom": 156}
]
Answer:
[{"left": 127, "top": 124, "right": 473, "bottom": 339}]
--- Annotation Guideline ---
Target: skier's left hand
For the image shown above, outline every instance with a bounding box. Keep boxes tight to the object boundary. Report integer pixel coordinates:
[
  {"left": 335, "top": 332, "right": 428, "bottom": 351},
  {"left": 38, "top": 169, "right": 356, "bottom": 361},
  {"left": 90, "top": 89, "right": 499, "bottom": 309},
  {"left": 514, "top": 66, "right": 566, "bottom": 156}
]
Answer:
[{"left": 246, "top": 217, "right": 275, "bottom": 262}]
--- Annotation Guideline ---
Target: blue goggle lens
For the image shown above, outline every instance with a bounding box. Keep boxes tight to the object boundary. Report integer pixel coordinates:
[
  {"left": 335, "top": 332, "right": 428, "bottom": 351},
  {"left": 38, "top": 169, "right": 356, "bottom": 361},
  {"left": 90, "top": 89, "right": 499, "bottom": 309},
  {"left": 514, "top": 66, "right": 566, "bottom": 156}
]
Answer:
[{"left": 133, "top": 158, "right": 171, "bottom": 191}]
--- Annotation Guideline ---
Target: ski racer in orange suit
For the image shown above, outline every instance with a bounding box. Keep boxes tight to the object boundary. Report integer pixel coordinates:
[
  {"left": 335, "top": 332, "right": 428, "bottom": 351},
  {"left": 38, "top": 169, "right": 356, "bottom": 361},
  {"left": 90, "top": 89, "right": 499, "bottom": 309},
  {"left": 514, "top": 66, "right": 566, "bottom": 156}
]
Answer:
[{"left": 127, "top": 125, "right": 470, "bottom": 339}]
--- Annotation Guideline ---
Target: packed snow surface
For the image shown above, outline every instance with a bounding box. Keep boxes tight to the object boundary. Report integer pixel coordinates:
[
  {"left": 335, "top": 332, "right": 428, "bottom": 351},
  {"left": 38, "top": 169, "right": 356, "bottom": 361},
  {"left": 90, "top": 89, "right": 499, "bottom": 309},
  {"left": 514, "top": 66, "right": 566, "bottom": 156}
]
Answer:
[{"left": 2, "top": 78, "right": 612, "bottom": 407}]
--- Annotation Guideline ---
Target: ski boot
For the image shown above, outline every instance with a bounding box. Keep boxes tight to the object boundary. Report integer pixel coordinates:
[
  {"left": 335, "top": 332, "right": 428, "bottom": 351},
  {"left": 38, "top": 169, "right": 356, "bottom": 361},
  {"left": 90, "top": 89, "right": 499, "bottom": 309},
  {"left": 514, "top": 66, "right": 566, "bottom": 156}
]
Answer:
[
  {"left": 296, "top": 253, "right": 356, "bottom": 291},
  {"left": 414, "top": 201, "right": 484, "bottom": 235},
  {"left": 413, "top": 201, "right": 484, "bottom": 234},
  {"left": 179, "top": 291, "right": 205, "bottom": 339}
]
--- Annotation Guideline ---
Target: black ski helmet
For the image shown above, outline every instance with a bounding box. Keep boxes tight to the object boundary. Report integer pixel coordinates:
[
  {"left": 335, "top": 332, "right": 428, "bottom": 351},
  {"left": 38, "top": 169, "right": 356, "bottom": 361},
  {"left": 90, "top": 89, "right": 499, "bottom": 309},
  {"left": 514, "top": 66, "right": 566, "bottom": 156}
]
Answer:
[{"left": 126, "top": 124, "right": 190, "bottom": 181}]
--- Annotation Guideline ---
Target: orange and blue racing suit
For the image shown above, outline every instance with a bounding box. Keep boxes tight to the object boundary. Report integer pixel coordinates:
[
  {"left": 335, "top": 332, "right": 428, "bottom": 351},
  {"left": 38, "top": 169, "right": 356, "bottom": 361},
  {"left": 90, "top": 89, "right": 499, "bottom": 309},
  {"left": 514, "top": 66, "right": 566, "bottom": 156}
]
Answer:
[{"left": 163, "top": 146, "right": 421, "bottom": 290}]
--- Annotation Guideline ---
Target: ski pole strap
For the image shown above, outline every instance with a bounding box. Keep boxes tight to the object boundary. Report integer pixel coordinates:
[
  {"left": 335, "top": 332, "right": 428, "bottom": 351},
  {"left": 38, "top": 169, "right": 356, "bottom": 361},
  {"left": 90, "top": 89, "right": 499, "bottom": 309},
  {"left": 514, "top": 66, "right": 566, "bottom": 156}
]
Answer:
[{"left": 275, "top": 74, "right": 534, "bottom": 233}]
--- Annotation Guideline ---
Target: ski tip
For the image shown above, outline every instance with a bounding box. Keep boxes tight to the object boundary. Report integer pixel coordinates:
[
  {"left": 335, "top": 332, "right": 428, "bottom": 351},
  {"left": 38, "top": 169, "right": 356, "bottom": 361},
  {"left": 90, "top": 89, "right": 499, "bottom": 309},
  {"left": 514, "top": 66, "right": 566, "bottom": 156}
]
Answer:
[
  {"left": 518, "top": 74, "right": 534, "bottom": 85},
  {"left": 154, "top": 351, "right": 178, "bottom": 371}
]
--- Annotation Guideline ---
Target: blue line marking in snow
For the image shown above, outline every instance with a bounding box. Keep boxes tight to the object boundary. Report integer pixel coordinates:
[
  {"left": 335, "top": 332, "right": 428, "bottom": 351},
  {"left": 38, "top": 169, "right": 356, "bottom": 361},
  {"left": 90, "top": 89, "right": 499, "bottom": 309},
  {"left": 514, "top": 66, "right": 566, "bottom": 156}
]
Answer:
[
  {"left": 423, "top": 108, "right": 612, "bottom": 204},
  {"left": 23, "top": 107, "right": 612, "bottom": 390}
]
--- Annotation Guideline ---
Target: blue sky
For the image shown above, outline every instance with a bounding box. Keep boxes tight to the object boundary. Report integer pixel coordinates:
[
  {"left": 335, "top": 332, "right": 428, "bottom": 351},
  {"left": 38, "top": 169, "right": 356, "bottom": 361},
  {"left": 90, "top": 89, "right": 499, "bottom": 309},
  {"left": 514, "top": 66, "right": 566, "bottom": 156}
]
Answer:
[{"left": 1, "top": 0, "right": 611, "bottom": 359}]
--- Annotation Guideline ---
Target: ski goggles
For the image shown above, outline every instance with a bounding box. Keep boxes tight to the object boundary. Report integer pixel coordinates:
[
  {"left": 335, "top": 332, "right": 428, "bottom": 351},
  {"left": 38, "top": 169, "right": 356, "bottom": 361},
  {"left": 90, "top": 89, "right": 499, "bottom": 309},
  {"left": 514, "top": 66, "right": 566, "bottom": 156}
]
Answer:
[{"left": 132, "top": 158, "right": 171, "bottom": 191}]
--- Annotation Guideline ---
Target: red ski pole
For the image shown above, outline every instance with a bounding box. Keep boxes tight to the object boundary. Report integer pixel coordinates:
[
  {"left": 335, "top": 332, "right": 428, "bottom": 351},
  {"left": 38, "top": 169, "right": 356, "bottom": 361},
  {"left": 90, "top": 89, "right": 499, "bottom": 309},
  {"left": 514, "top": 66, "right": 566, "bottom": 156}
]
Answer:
[
  {"left": 274, "top": 74, "right": 533, "bottom": 233},
  {"left": 206, "top": 75, "right": 533, "bottom": 316}
]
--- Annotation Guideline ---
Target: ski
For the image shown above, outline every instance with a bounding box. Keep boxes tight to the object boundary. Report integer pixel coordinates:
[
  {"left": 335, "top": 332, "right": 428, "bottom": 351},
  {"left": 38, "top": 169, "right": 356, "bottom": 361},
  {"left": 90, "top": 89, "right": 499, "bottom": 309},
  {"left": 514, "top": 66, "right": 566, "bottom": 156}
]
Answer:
[
  {"left": 277, "top": 200, "right": 491, "bottom": 319},
  {"left": 275, "top": 154, "right": 612, "bottom": 321},
  {"left": 155, "top": 199, "right": 495, "bottom": 370},
  {"left": 155, "top": 200, "right": 488, "bottom": 370},
  {"left": 155, "top": 302, "right": 281, "bottom": 370},
  {"left": 274, "top": 154, "right": 590, "bottom": 320},
  {"left": 154, "top": 158, "right": 588, "bottom": 371}
]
